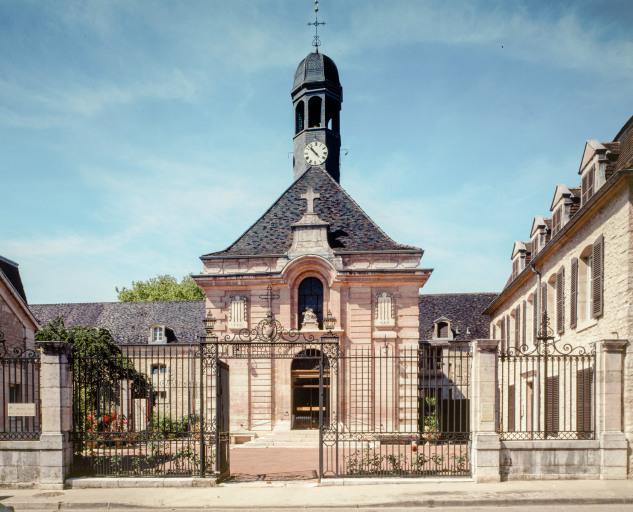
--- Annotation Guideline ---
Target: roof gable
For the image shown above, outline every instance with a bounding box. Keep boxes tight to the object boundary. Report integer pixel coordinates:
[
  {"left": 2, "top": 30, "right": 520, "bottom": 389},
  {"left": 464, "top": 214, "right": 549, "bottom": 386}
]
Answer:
[
  {"left": 202, "top": 167, "right": 419, "bottom": 258},
  {"left": 530, "top": 216, "right": 546, "bottom": 237},
  {"left": 578, "top": 139, "right": 606, "bottom": 174},
  {"left": 550, "top": 184, "right": 574, "bottom": 211}
]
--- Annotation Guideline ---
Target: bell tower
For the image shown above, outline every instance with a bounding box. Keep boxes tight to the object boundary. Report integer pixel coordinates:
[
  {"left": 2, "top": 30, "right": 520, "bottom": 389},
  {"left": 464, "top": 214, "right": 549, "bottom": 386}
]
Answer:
[{"left": 291, "top": 51, "right": 342, "bottom": 183}]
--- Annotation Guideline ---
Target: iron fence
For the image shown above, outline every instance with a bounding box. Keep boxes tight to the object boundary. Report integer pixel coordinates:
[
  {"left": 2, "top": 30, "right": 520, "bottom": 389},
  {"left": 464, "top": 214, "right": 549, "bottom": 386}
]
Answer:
[
  {"left": 0, "top": 345, "right": 41, "bottom": 440},
  {"left": 71, "top": 342, "right": 214, "bottom": 477},
  {"left": 322, "top": 342, "right": 472, "bottom": 477},
  {"left": 498, "top": 340, "right": 595, "bottom": 440}
]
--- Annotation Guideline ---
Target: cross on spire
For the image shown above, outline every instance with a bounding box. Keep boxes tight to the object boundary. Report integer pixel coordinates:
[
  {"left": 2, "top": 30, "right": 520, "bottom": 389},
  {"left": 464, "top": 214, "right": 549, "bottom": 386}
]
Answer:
[
  {"left": 307, "top": 0, "right": 325, "bottom": 51},
  {"left": 300, "top": 186, "right": 320, "bottom": 214},
  {"left": 259, "top": 284, "right": 280, "bottom": 313}
]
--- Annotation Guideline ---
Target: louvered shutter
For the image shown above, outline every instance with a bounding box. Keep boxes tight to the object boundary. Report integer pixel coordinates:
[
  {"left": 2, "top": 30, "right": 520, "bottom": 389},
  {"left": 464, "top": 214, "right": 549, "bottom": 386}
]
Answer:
[
  {"left": 556, "top": 268, "right": 565, "bottom": 334},
  {"left": 514, "top": 307, "right": 520, "bottom": 349},
  {"left": 500, "top": 319, "right": 505, "bottom": 351},
  {"left": 507, "top": 384, "right": 516, "bottom": 432},
  {"left": 522, "top": 301, "right": 527, "bottom": 346},
  {"left": 506, "top": 316, "right": 511, "bottom": 351},
  {"left": 592, "top": 235, "right": 604, "bottom": 318},
  {"left": 576, "top": 368, "right": 593, "bottom": 437},
  {"left": 570, "top": 258, "right": 578, "bottom": 329},
  {"left": 546, "top": 376, "right": 560, "bottom": 435},
  {"left": 532, "top": 291, "right": 538, "bottom": 344}
]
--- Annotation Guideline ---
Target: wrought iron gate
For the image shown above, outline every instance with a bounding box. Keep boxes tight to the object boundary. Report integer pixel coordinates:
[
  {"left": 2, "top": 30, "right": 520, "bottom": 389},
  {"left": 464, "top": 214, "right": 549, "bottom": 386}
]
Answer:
[
  {"left": 321, "top": 342, "right": 472, "bottom": 478},
  {"left": 71, "top": 326, "right": 471, "bottom": 479}
]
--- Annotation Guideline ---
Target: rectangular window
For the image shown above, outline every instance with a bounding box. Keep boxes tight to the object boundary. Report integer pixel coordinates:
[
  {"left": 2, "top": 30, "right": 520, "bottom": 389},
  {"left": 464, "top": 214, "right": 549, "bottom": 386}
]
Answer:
[
  {"left": 229, "top": 296, "right": 248, "bottom": 329},
  {"left": 151, "top": 364, "right": 167, "bottom": 376},
  {"left": 9, "top": 384, "right": 21, "bottom": 403},
  {"left": 152, "top": 327, "right": 164, "bottom": 343}
]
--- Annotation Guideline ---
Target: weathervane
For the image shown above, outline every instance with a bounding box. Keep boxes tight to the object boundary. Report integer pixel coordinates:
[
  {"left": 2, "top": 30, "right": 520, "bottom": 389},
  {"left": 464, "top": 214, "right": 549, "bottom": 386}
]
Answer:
[{"left": 307, "top": 0, "right": 326, "bottom": 51}]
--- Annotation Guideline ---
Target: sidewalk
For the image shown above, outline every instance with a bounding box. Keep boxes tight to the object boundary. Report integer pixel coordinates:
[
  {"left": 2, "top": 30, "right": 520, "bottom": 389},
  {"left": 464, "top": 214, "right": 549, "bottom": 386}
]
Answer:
[{"left": 2, "top": 479, "right": 633, "bottom": 511}]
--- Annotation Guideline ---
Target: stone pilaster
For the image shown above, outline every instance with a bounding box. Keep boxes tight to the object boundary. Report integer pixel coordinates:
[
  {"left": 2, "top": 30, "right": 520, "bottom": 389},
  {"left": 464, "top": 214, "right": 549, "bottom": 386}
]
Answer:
[
  {"left": 471, "top": 339, "right": 501, "bottom": 483},
  {"left": 596, "top": 339, "right": 628, "bottom": 479},
  {"left": 37, "top": 340, "right": 72, "bottom": 489}
]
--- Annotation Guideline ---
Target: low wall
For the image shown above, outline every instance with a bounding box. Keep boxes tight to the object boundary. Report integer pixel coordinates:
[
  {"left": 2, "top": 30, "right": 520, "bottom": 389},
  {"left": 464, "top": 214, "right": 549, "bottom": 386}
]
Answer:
[
  {"left": 0, "top": 440, "right": 42, "bottom": 488},
  {"left": 500, "top": 440, "right": 601, "bottom": 480}
]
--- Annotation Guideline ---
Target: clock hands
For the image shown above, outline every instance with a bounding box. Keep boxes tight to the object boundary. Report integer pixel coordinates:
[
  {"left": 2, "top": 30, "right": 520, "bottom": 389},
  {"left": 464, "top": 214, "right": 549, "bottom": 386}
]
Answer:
[{"left": 309, "top": 146, "right": 320, "bottom": 157}]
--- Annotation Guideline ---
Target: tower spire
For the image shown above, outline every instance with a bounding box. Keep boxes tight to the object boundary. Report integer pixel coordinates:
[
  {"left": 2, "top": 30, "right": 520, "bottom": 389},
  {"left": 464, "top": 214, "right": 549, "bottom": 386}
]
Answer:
[{"left": 307, "top": 0, "right": 326, "bottom": 52}]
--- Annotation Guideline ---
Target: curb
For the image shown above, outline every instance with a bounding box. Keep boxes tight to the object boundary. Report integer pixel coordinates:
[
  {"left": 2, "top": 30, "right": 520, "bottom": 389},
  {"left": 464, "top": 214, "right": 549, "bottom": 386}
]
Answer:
[{"left": 7, "top": 496, "right": 633, "bottom": 510}]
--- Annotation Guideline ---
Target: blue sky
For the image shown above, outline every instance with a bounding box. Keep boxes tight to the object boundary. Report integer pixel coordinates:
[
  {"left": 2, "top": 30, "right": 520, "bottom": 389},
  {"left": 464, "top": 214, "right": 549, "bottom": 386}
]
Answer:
[{"left": 1, "top": 0, "right": 632, "bottom": 304}]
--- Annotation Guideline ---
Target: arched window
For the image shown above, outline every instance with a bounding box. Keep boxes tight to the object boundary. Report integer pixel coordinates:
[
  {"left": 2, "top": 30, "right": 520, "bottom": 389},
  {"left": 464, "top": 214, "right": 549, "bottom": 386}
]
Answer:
[
  {"left": 298, "top": 277, "right": 323, "bottom": 329},
  {"left": 295, "top": 101, "right": 304, "bottom": 134},
  {"left": 308, "top": 96, "right": 322, "bottom": 128},
  {"left": 150, "top": 325, "right": 165, "bottom": 344}
]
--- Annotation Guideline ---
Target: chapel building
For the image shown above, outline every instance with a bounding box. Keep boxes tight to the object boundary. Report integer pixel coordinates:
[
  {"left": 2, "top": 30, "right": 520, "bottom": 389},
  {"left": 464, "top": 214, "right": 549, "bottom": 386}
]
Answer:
[{"left": 192, "top": 51, "right": 431, "bottom": 433}]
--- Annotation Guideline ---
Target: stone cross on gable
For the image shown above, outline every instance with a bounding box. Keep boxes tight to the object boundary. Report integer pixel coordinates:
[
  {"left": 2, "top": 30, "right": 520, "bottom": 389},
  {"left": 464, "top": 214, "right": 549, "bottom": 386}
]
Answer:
[{"left": 300, "top": 186, "right": 320, "bottom": 214}]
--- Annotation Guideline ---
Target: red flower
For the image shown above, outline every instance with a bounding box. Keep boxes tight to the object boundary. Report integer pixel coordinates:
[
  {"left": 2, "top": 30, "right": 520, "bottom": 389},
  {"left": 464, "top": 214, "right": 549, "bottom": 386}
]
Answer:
[{"left": 102, "top": 415, "right": 111, "bottom": 424}]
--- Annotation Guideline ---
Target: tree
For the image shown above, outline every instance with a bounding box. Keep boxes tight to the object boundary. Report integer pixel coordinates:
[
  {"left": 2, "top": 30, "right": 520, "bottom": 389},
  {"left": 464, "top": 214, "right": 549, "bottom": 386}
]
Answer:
[
  {"left": 116, "top": 274, "right": 204, "bottom": 302},
  {"left": 36, "top": 317, "right": 149, "bottom": 433}
]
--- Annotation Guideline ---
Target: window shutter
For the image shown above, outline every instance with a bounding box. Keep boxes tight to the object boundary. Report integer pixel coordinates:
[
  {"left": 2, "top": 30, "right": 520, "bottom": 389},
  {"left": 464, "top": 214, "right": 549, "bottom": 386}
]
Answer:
[
  {"left": 532, "top": 292, "right": 538, "bottom": 344},
  {"left": 500, "top": 320, "right": 505, "bottom": 346},
  {"left": 522, "top": 301, "right": 527, "bottom": 346},
  {"left": 570, "top": 258, "right": 578, "bottom": 329},
  {"left": 505, "top": 316, "right": 510, "bottom": 351},
  {"left": 514, "top": 307, "right": 520, "bottom": 349},
  {"left": 546, "top": 376, "right": 560, "bottom": 435},
  {"left": 592, "top": 235, "right": 604, "bottom": 318},
  {"left": 576, "top": 368, "right": 593, "bottom": 437},
  {"left": 507, "top": 384, "right": 516, "bottom": 432},
  {"left": 556, "top": 268, "right": 565, "bottom": 335}
]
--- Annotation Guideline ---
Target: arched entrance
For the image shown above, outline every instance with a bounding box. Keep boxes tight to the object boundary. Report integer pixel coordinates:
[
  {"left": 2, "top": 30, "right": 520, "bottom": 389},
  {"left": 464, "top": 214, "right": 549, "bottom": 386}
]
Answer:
[
  {"left": 291, "top": 349, "right": 329, "bottom": 429},
  {"left": 298, "top": 277, "right": 324, "bottom": 329}
]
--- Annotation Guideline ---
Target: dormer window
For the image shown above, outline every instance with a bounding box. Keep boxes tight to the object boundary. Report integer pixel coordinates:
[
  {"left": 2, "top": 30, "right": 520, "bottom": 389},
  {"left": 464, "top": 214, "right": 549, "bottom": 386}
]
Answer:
[
  {"left": 229, "top": 295, "right": 248, "bottom": 329},
  {"left": 581, "top": 165, "right": 595, "bottom": 205},
  {"left": 150, "top": 325, "right": 165, "bottom": 344},
  {"left": 375, "top": 292, "right": 395, "bottom": 326},
  {"left": 433, "top": 317, "right": 454, "bottom": 340}
]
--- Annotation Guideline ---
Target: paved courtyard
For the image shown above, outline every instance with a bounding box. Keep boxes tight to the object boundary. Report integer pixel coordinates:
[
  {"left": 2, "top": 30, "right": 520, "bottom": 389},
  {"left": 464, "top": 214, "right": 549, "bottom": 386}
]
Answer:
[{"left": 229, "top": 447, "right": 319, "bottom": 481}]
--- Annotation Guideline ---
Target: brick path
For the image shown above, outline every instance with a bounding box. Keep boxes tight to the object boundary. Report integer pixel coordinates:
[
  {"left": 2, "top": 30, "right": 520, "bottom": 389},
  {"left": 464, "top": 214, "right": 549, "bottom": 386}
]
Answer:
[{"left": 229, "top": 447, "right": 319, "bottom": 480}]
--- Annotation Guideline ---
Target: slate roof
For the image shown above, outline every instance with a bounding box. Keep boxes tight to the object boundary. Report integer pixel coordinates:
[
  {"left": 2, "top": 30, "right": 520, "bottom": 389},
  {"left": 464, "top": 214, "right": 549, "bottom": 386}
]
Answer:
[
  {"left": 293, "top": 52, "right": 341, "bottom": 94},
  {"left": 30, "top": 301, "right": 206, "bottom": 345},
  {"left": 419, "top": 293, "right": 497, "bottom": 341},
  {"left": 203, "top": 166, "right": 420, "bottom": 258},
  {"left": 0, "top": 256, "right": 27, "bottom": 303}
]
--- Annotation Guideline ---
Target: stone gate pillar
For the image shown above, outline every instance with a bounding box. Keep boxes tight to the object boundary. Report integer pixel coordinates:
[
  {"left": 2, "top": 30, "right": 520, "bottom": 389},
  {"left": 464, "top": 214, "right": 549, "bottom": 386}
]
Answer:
[
  {"left": 596, "top": 339, "right": 628, "bottom": 479},
  {"left": 471, "top": 339, "right": 500, "bottom": 483},
  {"left": 37, "top": 340, "right": 73, "bottom": 489}
]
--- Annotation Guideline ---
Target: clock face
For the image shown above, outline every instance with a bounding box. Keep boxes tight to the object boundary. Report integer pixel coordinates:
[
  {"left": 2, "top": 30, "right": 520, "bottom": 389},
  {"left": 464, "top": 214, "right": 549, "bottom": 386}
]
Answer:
[{"left": 304, "top": 141, "right": 328, "bottom": 166}]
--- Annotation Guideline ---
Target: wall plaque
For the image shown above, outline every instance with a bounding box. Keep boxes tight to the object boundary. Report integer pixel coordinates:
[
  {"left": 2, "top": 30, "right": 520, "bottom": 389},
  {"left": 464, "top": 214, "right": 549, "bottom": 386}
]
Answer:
[{"left": 8, "top": 403, "right": 36, "bottom": 417}]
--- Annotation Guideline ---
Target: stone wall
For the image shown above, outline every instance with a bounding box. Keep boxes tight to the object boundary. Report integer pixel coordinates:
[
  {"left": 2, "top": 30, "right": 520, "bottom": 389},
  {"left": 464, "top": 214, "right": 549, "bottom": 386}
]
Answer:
[{"left": 500, "top": 440, "right": 601, "bottom": 480}]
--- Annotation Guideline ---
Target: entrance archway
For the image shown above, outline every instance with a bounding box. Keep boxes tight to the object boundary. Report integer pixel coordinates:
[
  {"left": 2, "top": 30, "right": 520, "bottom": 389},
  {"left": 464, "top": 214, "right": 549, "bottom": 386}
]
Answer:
[{"left": 291, "top": 349, "right": 329, "bottom": 429}]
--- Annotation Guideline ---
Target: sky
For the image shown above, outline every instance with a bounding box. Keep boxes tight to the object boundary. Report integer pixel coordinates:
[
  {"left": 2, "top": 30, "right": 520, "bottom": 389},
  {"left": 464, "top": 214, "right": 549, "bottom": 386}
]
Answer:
[{"left": 1, "top": 0, "right": 633, "bottom": 305}]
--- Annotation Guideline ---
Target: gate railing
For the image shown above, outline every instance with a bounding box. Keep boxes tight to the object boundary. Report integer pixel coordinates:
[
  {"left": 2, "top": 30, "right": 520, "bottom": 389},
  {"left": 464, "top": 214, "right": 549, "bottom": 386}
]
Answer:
[
  {"left": 0, "top": 345, "right": 41, "bottom": 440},
  {"left": 322, "top": 343, "right": 472, "bottom": 478},
  {"left": 497, "top": 340, "right": 596, "bottom": 440}
]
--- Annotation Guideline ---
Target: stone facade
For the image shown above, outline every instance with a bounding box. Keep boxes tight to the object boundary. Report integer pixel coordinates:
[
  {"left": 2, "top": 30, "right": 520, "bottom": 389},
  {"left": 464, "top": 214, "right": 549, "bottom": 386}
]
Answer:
[{"left": 485, "top": 116, "right": 633, "bottom": 478}]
